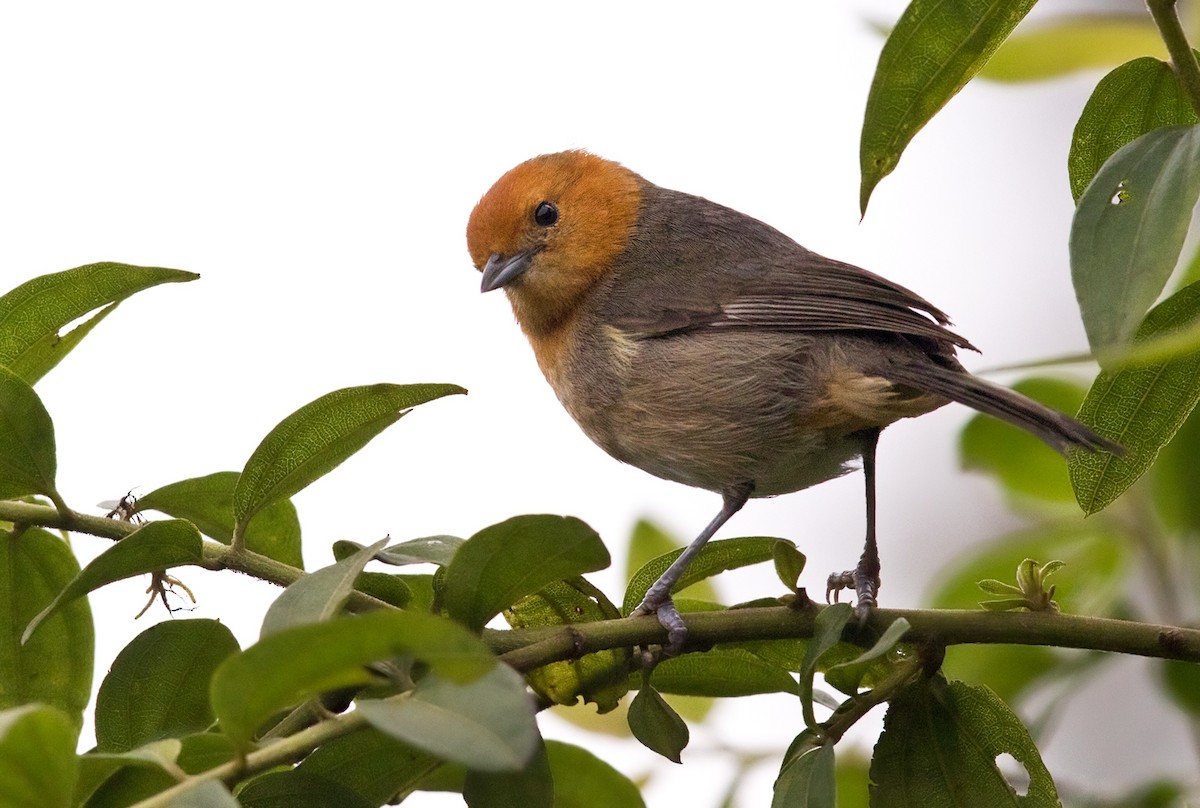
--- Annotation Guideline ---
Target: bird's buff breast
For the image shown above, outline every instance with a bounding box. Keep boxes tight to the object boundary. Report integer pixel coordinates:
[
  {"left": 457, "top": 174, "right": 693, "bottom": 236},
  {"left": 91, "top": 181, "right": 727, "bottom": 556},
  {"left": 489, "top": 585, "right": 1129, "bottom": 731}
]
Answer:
[{"left": 540, "top": 324, "right": 867, "bottom": 497}]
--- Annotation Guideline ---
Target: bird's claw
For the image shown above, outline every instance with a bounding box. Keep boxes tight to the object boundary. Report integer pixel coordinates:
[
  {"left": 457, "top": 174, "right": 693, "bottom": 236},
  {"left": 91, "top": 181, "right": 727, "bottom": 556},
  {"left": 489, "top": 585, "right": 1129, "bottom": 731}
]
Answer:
[
  {"left": 631, "top": 594, "right": 688, "bottom": 660},
  {"left": 826, "top": 568, "right": 880, "bottom": 626}
]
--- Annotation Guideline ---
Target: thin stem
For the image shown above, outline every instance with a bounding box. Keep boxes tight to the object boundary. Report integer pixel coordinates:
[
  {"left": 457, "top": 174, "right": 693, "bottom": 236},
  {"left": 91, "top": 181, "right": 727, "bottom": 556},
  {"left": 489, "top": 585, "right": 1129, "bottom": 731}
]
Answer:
[
  {"left": 128, "top": 709, "right": 369, "bottom": 808},
  {"left": 819, "top": 652, "right": 924, "bottom": 745},
  {"left": 1148, "top": 0, "right": 1200, "bottom": 117}
]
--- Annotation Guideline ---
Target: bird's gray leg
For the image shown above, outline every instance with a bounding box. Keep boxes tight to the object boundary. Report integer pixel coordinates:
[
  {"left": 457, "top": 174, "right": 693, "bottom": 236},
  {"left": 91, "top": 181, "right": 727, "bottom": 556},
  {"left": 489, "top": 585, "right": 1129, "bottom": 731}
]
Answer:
[{"left": 633, "top": 483, "right": 752, "bottom": 656}]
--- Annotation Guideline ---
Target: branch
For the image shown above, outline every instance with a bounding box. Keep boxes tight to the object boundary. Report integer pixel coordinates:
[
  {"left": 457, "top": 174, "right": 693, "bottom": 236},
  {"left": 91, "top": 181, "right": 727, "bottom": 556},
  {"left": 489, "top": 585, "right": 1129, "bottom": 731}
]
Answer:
[
  {"left": 0, "top": 498, "right": 392, "bottom": 612},
  {"left": 0, "top": 498, "right": 135, "bottom": 540},
  {"left": 1148, "top": 0, "right": 1200, "bottom": 117},
  {"left": 128, "top": 707, "right": 370, "bottom": 808},
  {"left": 491, "top": 602, "right": 1200, "bottom": 670},
  {"left": 5, "top": 497, "right": 1198, "bottom": 664}
]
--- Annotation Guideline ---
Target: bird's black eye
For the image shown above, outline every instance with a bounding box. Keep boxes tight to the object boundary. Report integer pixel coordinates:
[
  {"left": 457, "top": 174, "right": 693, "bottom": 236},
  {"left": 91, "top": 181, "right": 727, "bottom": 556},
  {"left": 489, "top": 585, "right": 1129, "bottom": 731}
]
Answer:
[{"left": 534, "top": 201, "right": 559, "bottom": 227}]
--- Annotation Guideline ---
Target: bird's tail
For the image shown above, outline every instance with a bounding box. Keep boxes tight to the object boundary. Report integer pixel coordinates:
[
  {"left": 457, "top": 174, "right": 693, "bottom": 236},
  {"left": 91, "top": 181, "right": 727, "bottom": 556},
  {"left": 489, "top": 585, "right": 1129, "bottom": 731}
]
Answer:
[{"left": 885, "top": 362, "right": 1122, "bottom": 456}]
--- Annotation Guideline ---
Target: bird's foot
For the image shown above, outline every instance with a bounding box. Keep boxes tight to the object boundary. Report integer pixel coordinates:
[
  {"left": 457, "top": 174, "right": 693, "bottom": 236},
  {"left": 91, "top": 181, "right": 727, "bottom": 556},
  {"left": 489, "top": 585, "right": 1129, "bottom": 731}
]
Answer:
[
  {"left": 825, "top": 566, "right": 880, "bottom": 625},
  {"left": 631, "top": 594, "right": 688, "bottom": 663}
]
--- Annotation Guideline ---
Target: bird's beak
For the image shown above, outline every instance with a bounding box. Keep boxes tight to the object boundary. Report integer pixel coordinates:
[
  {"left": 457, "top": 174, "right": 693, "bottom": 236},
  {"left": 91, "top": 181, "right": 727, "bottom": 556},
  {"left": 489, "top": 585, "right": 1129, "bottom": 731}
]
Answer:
[{"left": 480, "top": 251, "right": 534, "bottom": 293}]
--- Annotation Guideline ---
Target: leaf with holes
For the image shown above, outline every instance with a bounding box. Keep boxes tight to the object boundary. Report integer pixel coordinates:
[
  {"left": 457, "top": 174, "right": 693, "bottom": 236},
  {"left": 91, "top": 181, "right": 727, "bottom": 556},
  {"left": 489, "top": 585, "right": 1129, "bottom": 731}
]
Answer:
[
  {"left": 1071, "top": 124, "right": 1200, "bottom": 352},
  {"left": 506, "top": 578, "right": 629, "bottom": 713},
  {"left": 1068, "top": 55, "right": 1197, "bottom": 202},
  {"left": 233, "top": 383, "right": 465, "bottom": 538},
  {"left": 859, "top": 0, "right": 1038, "bottom": 214},
  {"left": 1071, "top": 281, "right": 1200, "bottom": 514},
  {"left": 871, "top": 677, "right": 1059, "bottom": 806},
  {"left": 0, "top": 263, "right": 197, "bottom": 385}
]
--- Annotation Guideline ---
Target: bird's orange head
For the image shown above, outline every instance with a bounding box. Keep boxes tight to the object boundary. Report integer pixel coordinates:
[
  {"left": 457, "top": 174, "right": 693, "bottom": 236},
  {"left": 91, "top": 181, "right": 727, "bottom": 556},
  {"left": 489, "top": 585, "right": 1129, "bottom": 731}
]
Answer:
[{"left": 467, "top": 150, "right": 642, "bottom": 337}]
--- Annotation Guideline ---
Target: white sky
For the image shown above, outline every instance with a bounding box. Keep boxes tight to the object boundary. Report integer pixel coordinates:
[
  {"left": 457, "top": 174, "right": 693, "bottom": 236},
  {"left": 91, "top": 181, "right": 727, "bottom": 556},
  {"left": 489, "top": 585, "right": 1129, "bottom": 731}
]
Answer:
[{"left": 1, "top": 2, "right": 1192, "bottom": 805}]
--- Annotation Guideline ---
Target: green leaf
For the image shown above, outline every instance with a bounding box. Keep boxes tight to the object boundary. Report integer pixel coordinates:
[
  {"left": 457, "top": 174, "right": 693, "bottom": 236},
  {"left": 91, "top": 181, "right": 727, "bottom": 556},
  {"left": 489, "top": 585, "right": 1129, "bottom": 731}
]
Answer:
[
  {"left": 625, "top": 519, "right": 717, "bottom": 603},
  {"left": 164, "top": 780, "right": 241, "bottom": 807},
  {"left": 859, "top": 0, "right": 1038, "bottom": 214},
  {"left": 21, "top": 519, "right": 203, "bottom": 644},
  {"left": 73, "top": 740, "right": 185, "bottom": 807},
  {"left": 260, "top": 538, "right": 389, "bottom": 638},
  {"left": 0, "top": 704, "right": 78, "bottom": 808},
  {"left": 79, "top": 733, "right": 236, "bottom": 807},
  {"left": 0, "top": 528, "right": 92, "bottom": 733},
  {"left": 799, "top": 603, "right": 853, "bottom": 728},
  {"left": 1070, "top": 281, "right": 1200, "bottom": 513},
  {"left": 443, "top": 515, "right": 610, "bottom": 631},
  {"left": 238, "top": 770, "right": 374, "bottom": 808},
  {"left": 824, "top": 618, "right": 910, "bottom": 697},
  {"left": 506, "top": 578, "right": 630, "bottom": 713},
  {"left": 959, "top": 377, "right": 1088, "bottom": 504},
  {"left": 462, "top": 737, "right": 552, "bottom": 808},
  {"left": 981, "top": 18, "right": 1166, "bottom": 84},
  {"left": 357, "top": 665, "right": 539, "bottom": 772},
  {"left": 772, "top": 541, "right": 807, "bottom": 592},
  {"left": 1068, "top": 56, "right": 1198, "bottom": 202},
  {"left": 294, "top": 726, "right": 438, "bottom": 805},
  {"left": 773, "top": 730, "right": 835, "bottom": 808},
  {"left": 137, "top": 472, "right": 303, "bottom": 568},
  {"left": 627, "top": 682, "right": 688, "bottom": 763},
  {"left": 7, "top": 303, "right": 117, "bottom": 387},
  {"left": 543, "top": 741, "right": 645, "bottom": 808},
  {"left": 1160, "top": 659, "right": 1200, "bottom": 715},
  {"left": 0, "top": 263, "right": 197, "bottom": 385},
  {"left": 870, "top": 677, "right": 1059, "bottom": 806},
  {"left": 0, "top": 365, "right": 58, "bottom": 501},
  {"left": 95, "top": 620, "right": 239, "bottom": 752},
  {"left": 369, "top": 535, "right": 465, "bottom": 567},
  {"left": 1150, "top": 401, "right": 1200, "bottom": 534},
  {"left": 647, "top": 648, "right": 797, "bottom": 698},
  {"left": 833, "top": 750, "right": 872, "bottom": 808},
  {"left": 933, "top": 521, "right": 1126, "bottom": 616},
  {"left": 210, "top": 610, "right": 494, "bottom": 747},
  {"left": 1070, "top": 125, "right": 1200, "bottom": 352},
  {"left": 233, "top": 383, "right": 465, "bottom": 537},
  {"left": 350, "top": 571, "right": 413, "bottom": 609},
  {"left": 622, "top": 537, "right": 783, "bottom": 614},
  {"left": 931, "top": 521, "right": 1123, "bottom": 701}
]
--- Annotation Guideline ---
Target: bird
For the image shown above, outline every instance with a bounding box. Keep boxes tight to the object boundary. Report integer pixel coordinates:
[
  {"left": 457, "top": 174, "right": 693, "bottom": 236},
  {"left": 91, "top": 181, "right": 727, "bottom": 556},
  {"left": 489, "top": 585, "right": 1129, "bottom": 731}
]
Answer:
[{"left": 466, "top": 150, "right": 1119, "bottom": 652}]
